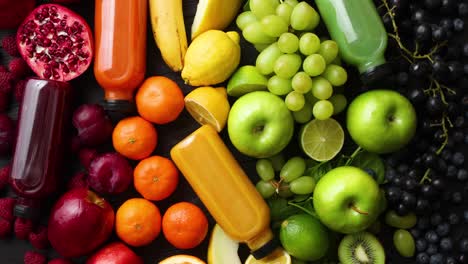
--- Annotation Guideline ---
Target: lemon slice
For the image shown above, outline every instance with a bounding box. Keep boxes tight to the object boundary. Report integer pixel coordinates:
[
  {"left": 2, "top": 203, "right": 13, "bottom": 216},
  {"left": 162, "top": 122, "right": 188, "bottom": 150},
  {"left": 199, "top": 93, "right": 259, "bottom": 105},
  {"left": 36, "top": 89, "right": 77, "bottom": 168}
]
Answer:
[
  {"left": 207, "top": 224, "right": 241, "bottom": 264},
  {"left": 159, "top": 254, "right": 205, "bottom": 264},
  {"left": 245, "top": 248, "right": 291, "bottom": 264},
  {"left": 299, "top": 118, "right": 344, "bottom": 162},
  {"left": 191, "top": 0, "right": 243, "bottom": 40},
  {"left": 184, "top": 87, "right": 230, "bottom": 132}
]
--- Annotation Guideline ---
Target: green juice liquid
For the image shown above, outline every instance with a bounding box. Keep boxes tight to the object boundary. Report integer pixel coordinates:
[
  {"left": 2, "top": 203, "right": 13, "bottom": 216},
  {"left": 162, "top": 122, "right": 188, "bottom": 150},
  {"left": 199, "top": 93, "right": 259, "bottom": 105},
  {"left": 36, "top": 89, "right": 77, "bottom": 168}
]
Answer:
[{"left": 315, "top": 0, "right": 388, "bottom": 74}]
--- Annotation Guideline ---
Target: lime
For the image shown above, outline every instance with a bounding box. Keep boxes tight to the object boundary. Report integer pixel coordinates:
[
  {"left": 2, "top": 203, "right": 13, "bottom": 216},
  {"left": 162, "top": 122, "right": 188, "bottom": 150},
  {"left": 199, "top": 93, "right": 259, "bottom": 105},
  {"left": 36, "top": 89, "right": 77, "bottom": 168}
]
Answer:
[
  {"left": 245, "top": 248, "right": 291, "bottom": 264},
  {"left": 207, "top": 224, "right": 241, "bottom": 264},
  {"left": 299, "top": 118, "right": 344, "bottom": 162},
  {"left": 279, "top": 214, "right": 329, "bottom": 261},
  {"left": 227, "top": 65, "right": 268, "bottom": 97},
  {"left": 184, "top": 87, "right": 230, "bottom": 132}
]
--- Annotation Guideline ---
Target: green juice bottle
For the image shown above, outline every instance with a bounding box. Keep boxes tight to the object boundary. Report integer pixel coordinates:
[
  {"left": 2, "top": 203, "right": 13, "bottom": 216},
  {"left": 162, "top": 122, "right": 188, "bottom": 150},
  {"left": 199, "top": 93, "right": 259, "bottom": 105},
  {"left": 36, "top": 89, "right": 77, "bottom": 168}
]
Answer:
[{"left": 315, "top": 0, "right": 391, "bottom": 84}]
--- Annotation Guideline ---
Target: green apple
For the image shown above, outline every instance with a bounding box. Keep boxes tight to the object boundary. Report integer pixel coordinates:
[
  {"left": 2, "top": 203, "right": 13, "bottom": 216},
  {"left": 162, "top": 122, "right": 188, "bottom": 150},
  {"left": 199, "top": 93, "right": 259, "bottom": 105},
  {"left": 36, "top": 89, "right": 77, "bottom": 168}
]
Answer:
[
  {"left": 227, "top": 65, "right": 268, "bottom": 97},
  {"left": 346, "top": 89, "right": 417, "bottom": 154},
  {"left": 228, "top": 91, "right": 294, "bottom": 158},
  {"left": 313, "top": 166, "right": 381, "bottom": 234}
]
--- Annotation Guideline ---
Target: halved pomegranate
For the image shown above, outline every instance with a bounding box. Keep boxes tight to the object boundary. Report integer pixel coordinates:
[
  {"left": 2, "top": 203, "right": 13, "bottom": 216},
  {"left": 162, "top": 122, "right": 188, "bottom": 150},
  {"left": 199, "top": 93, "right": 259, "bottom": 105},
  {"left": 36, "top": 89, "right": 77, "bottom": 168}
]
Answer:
[{"left": 16, "top": 4, "right": 93, "bottom": 82}]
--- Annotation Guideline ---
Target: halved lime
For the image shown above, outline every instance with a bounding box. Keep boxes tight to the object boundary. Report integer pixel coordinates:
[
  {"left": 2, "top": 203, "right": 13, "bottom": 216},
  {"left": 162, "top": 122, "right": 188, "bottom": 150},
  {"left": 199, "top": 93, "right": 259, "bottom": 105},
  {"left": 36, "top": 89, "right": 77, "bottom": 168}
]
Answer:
[{"left": 299, "top": 118, "right": 344, "bottom": 162}]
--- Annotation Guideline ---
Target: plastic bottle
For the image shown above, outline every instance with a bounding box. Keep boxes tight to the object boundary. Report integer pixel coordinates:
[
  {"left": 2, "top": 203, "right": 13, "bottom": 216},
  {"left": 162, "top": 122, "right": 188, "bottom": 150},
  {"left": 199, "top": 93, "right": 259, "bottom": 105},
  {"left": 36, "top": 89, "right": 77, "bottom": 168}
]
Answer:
[
  {"left": 94, "top": 0, "right": 147, "bottom": 115},
  {"left": 10, "top": 78, "right": 71, "bottom": 219},
  {"left": 315, "top": 0, "right": 390, "bottom": 84},
  {"left": 171, "top": 125, "right": 284, "bottom": 260}
]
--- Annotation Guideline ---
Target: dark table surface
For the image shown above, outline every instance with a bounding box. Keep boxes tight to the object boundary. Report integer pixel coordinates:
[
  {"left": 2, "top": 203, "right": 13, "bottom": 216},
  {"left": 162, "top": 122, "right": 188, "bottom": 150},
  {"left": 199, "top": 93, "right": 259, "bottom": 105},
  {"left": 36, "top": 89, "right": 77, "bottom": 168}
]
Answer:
[{"left": 0, "top": 0, "right": 460, "bottom": 263}]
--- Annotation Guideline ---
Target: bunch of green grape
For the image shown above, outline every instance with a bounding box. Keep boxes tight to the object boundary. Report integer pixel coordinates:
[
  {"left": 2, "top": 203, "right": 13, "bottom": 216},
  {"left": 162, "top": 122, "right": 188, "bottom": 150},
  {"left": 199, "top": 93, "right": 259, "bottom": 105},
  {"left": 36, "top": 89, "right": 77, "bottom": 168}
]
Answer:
[
  {"left": 237, "top": 0, "right": 349, "bottom": 122},
  {"left": 255, "top": 155, "right": 316, "bottom": 199}
]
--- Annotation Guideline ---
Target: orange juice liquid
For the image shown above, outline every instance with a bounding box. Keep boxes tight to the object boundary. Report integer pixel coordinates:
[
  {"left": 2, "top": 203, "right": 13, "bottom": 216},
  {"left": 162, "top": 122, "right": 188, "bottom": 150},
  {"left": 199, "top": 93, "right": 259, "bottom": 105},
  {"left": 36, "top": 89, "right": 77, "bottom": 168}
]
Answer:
[
  {"left": 94, "top": 0, "right": 147, "bottom": 101},
  {"left": 170, "top": 125, "right": 274, "bottom": 252}
]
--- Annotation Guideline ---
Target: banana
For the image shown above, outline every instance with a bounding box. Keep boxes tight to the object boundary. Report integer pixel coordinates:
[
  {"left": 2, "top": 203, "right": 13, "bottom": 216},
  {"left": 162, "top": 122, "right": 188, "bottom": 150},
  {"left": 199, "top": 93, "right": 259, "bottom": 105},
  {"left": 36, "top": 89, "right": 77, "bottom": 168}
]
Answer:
[{"left": 149, "top": 0, "right": 187, "bottom": 72}]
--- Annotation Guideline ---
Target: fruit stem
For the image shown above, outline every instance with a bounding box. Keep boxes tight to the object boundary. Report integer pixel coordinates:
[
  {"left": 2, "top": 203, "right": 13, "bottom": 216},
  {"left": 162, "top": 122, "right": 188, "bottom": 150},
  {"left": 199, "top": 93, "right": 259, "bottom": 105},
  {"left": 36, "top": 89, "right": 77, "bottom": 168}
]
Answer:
[
  {"left": 86, "top": 190, "right": 106, "bottom": 209},
  {"left": 349, "top": 204, "right": 369, "bottom": 215},
  {"left": 419, "top": 169, "right": 432, "bottom": 184},
  {"left": 345, "top": 146, "right": 362, "bottom": 166}
]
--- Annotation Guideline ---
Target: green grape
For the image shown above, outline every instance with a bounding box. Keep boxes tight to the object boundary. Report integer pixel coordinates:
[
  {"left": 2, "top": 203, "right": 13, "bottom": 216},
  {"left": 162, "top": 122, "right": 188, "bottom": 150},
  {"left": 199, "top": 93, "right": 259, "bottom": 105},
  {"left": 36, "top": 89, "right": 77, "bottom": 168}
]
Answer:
[
  {"left": 311, "top": 77, "right": 333, "bottom": 100},
  {"left": 254, "top": 43, "right": 270, "bottom": 52},
  {"left": 274, "top": 53, "right": 302, "bottom": 79},
  {"left": 322, "top": 64, "right": 348, "bottom": 86},
  {"left": 290, "top": 2, "right": 320, "bottom": 31},
  {"left": 291, "top": 71, "right": 312, "bottom": 94},
  {"left": 299, "top": 32, "right": 320, "bottom": 55},
  {"left": 328, "top": 93, "right": 347, "bottom": 115},
  {"left": 277, "top": 33, "right": 299, "bottom": 54},
  {"left": 284, "top": 0, "right": 299, "bottom": 7},
  {"left": 385, "top": 211, "right": 417, "bottom": 229},
  {"left": 269, "top": 153, "right": 285, "bottom": 171},
  {"left": 304, "top": 90, "right": 319, "bottom": 105},
  {"left": 276, "top": 3, "right": 293, "bottom": 24},
  {"left": 289, "top": 176, "right": 316, "bottom": 195},
  {"left": 280, "top": 156, "right": 306, "bottom": 182},
  {"left": 285, "top": 91, "right": 305, "bottom": 111},
  {"left": 256, "top": 159, "right": 275, "bottom": 181},
  {"left": 303, "top": 54, "right": 326, "bottom": 77},
  {"left": 292, "top": 101, "right": 313, "bottom": 124},
  {"left": 250, "top": 0, "right": 278, "bottom": 19},
  {"left": 243, "top": 22, "right": 277, "bottom": 44},
  {"left": 267, "top": 75, "right": 293, "bottom": 95},
  {"left": 256, "top": 43, "right": 283, "bottom": 75},
  {"left": 236, "top": 11, "right": 257, "bottom": 31},
  {"left": 393, "top": 229, "right": 415, "bottom": 258},
  {"left": 312, "top": 100, "right": 334, "bottom": 120},
  {"left": 256, "top": 180, "right": 276, "bottom": 199},
  {"left": 319, "top": 40, "right": 339, "bottom": 64},
  {"left": 261, "top": 15, "right": 288, "bottom": 37}
]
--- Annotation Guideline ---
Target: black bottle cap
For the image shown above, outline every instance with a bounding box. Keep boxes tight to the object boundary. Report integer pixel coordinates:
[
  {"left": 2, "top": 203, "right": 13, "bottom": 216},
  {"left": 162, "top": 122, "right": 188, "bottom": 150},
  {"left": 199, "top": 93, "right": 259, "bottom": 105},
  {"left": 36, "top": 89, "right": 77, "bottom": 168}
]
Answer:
[
  {"left": 360, "top": 63, "right": 393, "bottom": 85},
  {"left": 101, "top": 100, "right": 136, "bottom": 123},
  {"left": 251, "top": 238, "right": 280, "bottom": 260},
  {"left": 14, "top": 204, "right": 40, "bottom": 220}
]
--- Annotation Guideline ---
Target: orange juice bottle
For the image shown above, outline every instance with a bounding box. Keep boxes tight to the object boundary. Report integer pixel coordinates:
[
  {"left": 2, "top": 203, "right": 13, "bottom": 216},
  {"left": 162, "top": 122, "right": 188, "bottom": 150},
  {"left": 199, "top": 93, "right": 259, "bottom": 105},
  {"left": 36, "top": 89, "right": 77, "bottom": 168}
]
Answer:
[
  {"left": 94, "top": 0, "right": 147, "bottom": 115},
  {"left": 171, "top": 125, "right": 279, "bottom": 260}
]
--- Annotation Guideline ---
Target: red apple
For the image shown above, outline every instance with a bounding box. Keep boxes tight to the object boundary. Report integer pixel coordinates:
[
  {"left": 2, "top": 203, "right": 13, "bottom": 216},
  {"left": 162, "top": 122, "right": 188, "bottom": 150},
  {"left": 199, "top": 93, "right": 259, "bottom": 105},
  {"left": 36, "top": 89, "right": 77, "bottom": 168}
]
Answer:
[
  {"left": 86, "top": 242, "right": 143, "bottom": 264},
  {"left": 48, "top": 188, "right": 115, "bottom": 258}
]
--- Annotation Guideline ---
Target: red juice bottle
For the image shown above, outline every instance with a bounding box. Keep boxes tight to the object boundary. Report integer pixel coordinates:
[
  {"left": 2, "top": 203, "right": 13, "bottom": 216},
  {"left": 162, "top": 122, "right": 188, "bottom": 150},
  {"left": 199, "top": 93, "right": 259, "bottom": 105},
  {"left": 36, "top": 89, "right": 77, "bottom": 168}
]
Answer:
[{"left": 10, "top": 78, "right": 71, "bottom": 219}]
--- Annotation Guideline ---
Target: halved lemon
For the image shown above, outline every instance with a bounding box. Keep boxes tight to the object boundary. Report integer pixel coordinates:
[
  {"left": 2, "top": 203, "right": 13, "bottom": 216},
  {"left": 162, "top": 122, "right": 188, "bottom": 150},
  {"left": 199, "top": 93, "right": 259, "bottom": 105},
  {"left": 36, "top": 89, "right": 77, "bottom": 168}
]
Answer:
[
  {"left": 245, "top": 248, "right": 291, "bottom": 264},
  {"left": 207, "top": 224, "right": 241, "bottom": 264},
  {"left": 159, "top": 254, "right": 206, "bottom": 264},
  {"left": 184, "top": 87, "right": 230, "bottom": 132},
  {"left": 191, "top": 0, "right": 243, "bottom": 39}
]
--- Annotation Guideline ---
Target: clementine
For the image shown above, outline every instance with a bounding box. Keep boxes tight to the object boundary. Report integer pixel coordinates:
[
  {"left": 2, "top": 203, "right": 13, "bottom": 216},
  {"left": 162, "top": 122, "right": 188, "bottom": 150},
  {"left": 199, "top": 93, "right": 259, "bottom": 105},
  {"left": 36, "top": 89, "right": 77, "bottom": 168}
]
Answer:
[
  {"left": 112, "top": 116, "right": 158, "bottom": 160},
  {"left": 136, "top": 76, "right": 185, "bottom": 124},
  {"left": 134, "top": 156, "right": 179, "bottom": 201},
  {"left": 162, "top": 202, "right": 209, "bottom": 249},
  {"left": 116, "top": 198, "right": 162, "bottom": 247}
]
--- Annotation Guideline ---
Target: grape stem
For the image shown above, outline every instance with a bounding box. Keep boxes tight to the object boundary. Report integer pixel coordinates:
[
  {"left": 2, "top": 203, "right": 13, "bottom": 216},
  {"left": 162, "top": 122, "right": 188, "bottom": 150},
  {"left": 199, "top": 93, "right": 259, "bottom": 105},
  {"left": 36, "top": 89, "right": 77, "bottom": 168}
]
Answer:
[{"left": 419, "top": 168, "right": 432, "bottom": 184}]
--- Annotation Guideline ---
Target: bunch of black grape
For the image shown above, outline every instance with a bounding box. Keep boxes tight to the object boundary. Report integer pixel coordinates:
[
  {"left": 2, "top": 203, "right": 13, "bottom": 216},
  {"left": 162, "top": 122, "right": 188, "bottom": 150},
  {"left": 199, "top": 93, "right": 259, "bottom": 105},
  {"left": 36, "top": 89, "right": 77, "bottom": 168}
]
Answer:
[{"left": 372, "top": 0, "right": 468, "bottom": 218}]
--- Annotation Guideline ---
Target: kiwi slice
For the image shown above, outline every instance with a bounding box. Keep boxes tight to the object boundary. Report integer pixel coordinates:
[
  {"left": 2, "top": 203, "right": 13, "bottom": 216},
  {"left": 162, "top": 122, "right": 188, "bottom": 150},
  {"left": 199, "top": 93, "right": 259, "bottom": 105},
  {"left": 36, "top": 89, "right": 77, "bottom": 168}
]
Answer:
[{"left": 338, "top": 232, "right": 385, "bottom": 264}]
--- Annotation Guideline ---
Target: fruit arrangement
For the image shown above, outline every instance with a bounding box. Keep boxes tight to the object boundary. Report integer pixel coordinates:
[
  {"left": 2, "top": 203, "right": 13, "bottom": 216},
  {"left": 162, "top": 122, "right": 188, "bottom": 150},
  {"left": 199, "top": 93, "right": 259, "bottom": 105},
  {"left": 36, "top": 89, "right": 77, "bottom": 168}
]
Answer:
[{"left": 0, "top": 0, "right": 467, "bottom": 263}]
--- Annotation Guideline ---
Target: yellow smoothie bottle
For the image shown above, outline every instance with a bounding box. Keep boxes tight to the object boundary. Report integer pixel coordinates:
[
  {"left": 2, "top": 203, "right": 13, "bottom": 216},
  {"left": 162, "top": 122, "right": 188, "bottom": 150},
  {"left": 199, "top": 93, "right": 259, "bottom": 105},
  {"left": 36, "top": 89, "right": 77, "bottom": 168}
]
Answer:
[{"left": 170, "top": 125, "right": 281, "bottom": 260}]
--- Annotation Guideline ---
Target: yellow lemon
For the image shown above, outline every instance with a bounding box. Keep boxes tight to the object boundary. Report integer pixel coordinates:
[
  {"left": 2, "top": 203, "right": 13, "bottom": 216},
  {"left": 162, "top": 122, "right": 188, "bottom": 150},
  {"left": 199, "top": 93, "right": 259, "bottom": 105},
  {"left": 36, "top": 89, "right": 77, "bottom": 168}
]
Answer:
[
  {"left": 184, "top": 87, "right": 230, "bottom": 132},
  {"left": 245, "top": 248, "right": 291, "bottom": 264},
  {"left": 207, "top": 224, "right": 241, "bottom": 264},
  {"left": 191, "top": 0, "right": 243, "bottom": 40},
  {"left": 182, "top": 30, "right": 241, "bottom": 86},
  {"left": 159, "top": 255, "right": 205, "bottom": 264}
]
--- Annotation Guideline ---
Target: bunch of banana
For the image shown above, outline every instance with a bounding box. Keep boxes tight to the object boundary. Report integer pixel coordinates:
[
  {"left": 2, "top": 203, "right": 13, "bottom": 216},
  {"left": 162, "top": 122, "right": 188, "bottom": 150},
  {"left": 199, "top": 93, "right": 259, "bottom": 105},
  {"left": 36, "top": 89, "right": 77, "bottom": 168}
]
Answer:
[{"left": 149, "top": 0, "right": 242, "bottom": 73}]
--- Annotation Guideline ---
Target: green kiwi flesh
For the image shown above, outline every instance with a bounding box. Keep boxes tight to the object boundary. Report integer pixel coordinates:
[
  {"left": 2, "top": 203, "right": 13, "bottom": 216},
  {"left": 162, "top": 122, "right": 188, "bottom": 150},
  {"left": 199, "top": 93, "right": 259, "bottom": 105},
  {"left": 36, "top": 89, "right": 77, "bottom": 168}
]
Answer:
[{"left": 338, "top": 232, "right": 385, "bottom": 264}]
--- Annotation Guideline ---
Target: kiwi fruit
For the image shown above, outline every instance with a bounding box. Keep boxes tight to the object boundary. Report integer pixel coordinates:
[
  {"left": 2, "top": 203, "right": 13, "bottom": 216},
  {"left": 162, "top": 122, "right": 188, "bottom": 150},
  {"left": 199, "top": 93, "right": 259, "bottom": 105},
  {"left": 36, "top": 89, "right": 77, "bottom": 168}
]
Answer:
[{"left": 338, "top": 232, "right": 385, "bottom": 264}]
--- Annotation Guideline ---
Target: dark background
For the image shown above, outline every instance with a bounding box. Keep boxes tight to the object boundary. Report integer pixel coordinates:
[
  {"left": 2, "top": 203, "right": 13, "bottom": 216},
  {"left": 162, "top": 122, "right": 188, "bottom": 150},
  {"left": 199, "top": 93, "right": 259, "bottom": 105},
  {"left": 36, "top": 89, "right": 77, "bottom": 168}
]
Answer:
[{"left": 0, "top": 0, "right": 447, "bottom": 263}]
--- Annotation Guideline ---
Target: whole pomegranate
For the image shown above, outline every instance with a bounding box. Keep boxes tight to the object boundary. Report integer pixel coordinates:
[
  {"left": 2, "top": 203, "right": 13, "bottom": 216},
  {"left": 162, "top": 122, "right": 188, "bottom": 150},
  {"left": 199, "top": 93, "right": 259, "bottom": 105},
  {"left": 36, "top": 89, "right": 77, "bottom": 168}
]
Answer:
[
  {"left": 48, "top": 188, "right": 114, "bottom": 258},
  {"left": 72, "top": 104, "right": 113, "bottom": 146},
  {"left": 86, "top": 242, "right": 143, "bottom": 264},
  {"left": 0, "top": 0, "right": 36, "bottom": 29},
  {"left": 16, "top": 4, "right": 93, "bottom": 81}
]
